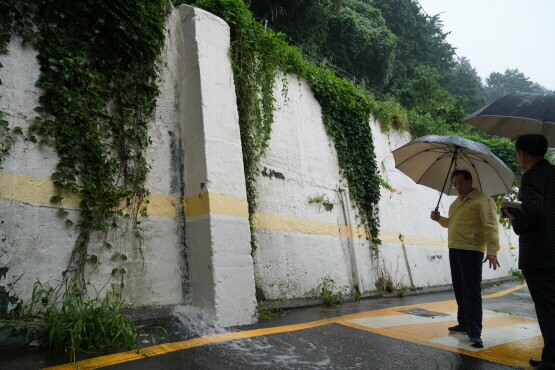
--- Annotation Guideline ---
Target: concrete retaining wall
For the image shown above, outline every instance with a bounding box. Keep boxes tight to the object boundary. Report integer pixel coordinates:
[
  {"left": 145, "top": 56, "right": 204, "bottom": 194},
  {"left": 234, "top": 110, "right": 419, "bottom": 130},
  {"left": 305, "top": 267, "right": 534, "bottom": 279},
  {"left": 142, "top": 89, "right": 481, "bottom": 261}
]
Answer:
[
  {"left": 251, "top": 74, "right": 518, "bottom": 300},
  {"left": 0, "top": 5, "right": 257, "bottom": 327},
  {"left": 0, "top": 4, "right": 517, "bottom": 326}
]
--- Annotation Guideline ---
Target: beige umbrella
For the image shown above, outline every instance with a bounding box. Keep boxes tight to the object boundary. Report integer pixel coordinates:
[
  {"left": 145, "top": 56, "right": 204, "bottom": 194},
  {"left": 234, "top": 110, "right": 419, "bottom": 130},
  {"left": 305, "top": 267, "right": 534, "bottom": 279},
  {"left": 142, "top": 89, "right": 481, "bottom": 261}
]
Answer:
[{"left": 392, "top": 135, "right": 515, "bottom": 210}]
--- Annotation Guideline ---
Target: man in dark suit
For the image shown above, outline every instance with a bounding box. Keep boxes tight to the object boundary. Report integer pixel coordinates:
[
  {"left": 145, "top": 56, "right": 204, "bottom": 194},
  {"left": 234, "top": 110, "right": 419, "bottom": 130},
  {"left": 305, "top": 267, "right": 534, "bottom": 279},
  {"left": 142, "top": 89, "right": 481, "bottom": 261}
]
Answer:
[{"left": 505, "top": 134, "right": 555, "bottom": 369}]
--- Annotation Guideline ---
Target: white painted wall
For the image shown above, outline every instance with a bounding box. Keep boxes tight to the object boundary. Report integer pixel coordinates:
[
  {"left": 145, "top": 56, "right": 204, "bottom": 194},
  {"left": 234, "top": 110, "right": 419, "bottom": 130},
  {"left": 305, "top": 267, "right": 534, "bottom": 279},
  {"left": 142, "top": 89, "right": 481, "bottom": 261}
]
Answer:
[
  {"left": 0, "top": 5, "right": 257, "bottom": 326},
  {"left": 252, "top": 74, "right": 519, "bottom": 300},
  {"left": 0, "top": 30, "right": 184, "bottom": 307},
  {"left": 0, "top": 4, "right": 519, "bottom": 326}
]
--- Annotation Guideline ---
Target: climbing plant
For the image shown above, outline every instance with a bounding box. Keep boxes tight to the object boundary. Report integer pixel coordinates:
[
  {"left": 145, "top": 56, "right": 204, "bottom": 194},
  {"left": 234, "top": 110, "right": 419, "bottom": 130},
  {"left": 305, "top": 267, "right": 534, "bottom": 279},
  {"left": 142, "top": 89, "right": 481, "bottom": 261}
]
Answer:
[
  {"left": 187, "top": 0, "right": 408, "bottom": 250},
  {"left": 0, "top": 0, "right": 168, "bottom": 360},
  {"left": 0, "top": 0, "right": 168, "bottom": 282}
]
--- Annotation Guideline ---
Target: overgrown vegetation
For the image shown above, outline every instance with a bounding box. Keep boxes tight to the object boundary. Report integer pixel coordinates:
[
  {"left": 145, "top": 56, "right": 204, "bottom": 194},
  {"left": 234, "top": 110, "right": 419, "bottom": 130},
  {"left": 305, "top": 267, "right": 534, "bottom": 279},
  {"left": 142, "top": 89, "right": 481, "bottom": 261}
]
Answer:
[
  {"left": 1, "top": 0, "right": 551, "bottom": 357},
  {"left": 320, "top": 276, "right": 348, "bottom": 307},
  {"left": 257, "top": 303, "right": 286, "bottom": 320},
  {"left": 181, "top": 0, "right": 411, "bottom": 250},
  {"left": 308, "top": 193, "right": 333, "bottom": 211},
  {"left": 0, "top": 0, "right": 168, "bottom": 360},
  {"left": 509, "top": 268, "right": 525, "bottom": 281},
  {"left": 246, "top": 0, "right": 552, "bottom": 179},
  {"left": 1, "top": 0, "right": 167, "bottom": 280},
  {"left": 28, "top": 278, "right": 137, "bottom": 363}
]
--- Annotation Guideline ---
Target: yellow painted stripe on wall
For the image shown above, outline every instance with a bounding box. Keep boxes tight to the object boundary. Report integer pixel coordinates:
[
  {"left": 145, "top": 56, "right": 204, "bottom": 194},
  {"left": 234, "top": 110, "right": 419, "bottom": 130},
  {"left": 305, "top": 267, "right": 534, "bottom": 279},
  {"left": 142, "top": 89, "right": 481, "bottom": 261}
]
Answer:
[
  {"left": 145, "top": 193, "right": 179, "bottom": 218},
  {"left": 0, "top": 171, "right": 515, "bottom": 250},
  {"left": 0, "top": 171, "right": 177, "bottom": 217},
  {"left": 0, "top": 171, "right": 81, "bottom": 207},
  {"left": 252, "top": 211, "right": 347, "bottom": 237},
  {"left": 184, "top": 192, "right": 249, "bottom": 218}
]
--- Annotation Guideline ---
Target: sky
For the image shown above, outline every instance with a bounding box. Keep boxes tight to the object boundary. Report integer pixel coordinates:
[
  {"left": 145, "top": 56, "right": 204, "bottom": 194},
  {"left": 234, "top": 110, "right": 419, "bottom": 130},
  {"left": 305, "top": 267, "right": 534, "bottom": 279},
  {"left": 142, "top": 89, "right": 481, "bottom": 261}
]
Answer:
[{"left": 415, "top": 0, "right": 555, "bottom": 91}]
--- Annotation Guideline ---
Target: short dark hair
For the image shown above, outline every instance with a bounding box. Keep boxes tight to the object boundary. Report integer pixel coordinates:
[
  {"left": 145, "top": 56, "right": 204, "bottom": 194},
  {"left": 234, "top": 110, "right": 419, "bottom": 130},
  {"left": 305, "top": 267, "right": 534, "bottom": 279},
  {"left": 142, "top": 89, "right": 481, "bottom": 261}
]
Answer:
[
  {"left": 515, "top": 134, "right": 548, "bottom": 157},
  {"left": 451, "top": 169, "right": 472, "bottom": 181}
]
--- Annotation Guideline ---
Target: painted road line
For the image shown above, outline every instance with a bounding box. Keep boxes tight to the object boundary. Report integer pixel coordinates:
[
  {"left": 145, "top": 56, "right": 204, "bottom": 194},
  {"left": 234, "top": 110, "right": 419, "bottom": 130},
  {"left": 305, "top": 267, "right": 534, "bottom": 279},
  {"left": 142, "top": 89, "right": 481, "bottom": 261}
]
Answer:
[
  {"left": 346, "top": 311, "right": 510, "bottom": 328},
  {"left": 42, "top": 318, "right": 340, "bottom": 370},
  {"left": 430, "top": 322, "right": 541, "bottom": 350},
  {"left": 338, "top": 284, "right": 539, "bottom": 369},
  {"left": 43, "top": 284, "right": 536, "bottom": 370},
  {"left": 483, "top": 283, "right": 527, "bottom": 298}
]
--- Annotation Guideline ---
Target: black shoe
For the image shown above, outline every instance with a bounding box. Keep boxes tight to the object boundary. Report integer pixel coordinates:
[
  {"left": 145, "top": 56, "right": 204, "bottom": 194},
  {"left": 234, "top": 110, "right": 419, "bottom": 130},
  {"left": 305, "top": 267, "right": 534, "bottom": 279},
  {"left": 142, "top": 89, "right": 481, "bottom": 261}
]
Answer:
[
  {"left": 448, "top": 325, "right": 466, "bottom": 333},
  {"left": 529, "top": 359, "right": 542, "bottom": 367},
  {"left": 468, "top": 335, "right": 483, "bottom": 348}
]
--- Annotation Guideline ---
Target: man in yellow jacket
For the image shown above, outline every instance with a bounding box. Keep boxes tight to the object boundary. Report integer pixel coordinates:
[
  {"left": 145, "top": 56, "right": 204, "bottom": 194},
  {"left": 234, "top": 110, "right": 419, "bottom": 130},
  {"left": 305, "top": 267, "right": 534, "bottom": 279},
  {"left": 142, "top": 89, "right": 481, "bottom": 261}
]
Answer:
[{"left": 430, "top": 169, "right": 500, "bottom": 348}]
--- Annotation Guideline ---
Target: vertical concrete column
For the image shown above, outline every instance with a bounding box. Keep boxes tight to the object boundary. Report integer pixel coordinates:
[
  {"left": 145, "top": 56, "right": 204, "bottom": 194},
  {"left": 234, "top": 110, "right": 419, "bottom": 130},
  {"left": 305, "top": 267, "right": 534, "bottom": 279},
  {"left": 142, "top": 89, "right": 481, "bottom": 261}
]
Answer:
[{"left": 176, "top": 5, "right": 256, "bottom": 326}]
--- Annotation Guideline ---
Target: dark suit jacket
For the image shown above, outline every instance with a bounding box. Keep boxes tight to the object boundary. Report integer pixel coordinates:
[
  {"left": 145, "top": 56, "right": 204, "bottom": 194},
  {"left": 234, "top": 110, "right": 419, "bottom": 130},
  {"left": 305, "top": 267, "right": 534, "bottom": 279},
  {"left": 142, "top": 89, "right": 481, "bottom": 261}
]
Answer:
[{"left": 512, "top": 159, "right": 555, "bottom": 271}]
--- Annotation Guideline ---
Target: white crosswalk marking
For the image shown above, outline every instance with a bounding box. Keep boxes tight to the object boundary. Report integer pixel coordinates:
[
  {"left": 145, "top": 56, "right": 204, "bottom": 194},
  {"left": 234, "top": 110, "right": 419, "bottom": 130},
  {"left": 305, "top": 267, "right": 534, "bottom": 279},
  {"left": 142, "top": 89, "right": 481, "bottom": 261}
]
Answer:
[
  {"left": 347, "top": 310, "right": 509, "bottom": 328},
  {"left": 430, "top": 323, "right": 542, "bottom": 351}
]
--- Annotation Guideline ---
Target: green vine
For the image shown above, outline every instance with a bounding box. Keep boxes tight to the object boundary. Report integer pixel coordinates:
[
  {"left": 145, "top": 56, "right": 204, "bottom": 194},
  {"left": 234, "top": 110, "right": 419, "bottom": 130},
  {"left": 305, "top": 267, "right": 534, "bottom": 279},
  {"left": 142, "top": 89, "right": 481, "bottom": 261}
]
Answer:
[
  {"left": 0, "top": 0, "right": 168, "bottom": 282},
  {"left": 189, "top": 0, "right": 408, "bottom": 250},
  {"left": 1, "top": 0, "right": 169, "bottom": 360}
]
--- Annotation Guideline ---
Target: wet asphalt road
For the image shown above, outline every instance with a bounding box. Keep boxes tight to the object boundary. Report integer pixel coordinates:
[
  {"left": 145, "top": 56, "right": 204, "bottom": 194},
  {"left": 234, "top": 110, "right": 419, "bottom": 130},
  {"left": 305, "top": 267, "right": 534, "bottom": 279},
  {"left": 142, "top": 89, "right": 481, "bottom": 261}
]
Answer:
[{"left": 1, "top": 280, "right": 539, "bottom": 369}]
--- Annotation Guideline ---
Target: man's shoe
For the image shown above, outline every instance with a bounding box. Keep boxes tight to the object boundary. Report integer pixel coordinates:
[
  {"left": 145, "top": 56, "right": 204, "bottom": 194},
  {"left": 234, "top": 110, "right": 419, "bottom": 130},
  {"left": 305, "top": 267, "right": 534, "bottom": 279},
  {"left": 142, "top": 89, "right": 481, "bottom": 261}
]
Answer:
[
  {"left": 468, "top": 335, "right": 483, "bottom": 348},
  {"left": 529, "top": 359, "right": 542, "bottom": 367},
  {"left": 448, "top": 325, "right": 466, "bottom": 333}
]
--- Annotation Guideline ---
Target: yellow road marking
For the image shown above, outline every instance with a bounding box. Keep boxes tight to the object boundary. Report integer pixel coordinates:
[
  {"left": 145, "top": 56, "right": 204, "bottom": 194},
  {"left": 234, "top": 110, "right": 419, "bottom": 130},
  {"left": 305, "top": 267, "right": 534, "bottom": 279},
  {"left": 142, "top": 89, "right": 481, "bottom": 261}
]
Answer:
[
  {"left": 43, "top": 318, "right": 339, "bottom": 370},
  {"left": 44, "top": 283, "right": 533, "bottom": 369},
  {"left": 338, "top": 320, "right": 532, "bottom": 369},
  {"left": 483, "top": 283, "right": 527, "bottom": 298}
]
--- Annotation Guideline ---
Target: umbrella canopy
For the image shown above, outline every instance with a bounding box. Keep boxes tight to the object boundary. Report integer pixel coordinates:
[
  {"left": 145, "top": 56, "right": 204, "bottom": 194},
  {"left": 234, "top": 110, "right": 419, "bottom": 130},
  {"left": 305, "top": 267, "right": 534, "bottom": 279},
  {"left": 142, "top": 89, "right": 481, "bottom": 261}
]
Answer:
[
  {"left": 465, "top": 93, "right": 555, "bottom": 146},
  {"left": 392, "top": 135, "right": 515, "bottom": 209}
]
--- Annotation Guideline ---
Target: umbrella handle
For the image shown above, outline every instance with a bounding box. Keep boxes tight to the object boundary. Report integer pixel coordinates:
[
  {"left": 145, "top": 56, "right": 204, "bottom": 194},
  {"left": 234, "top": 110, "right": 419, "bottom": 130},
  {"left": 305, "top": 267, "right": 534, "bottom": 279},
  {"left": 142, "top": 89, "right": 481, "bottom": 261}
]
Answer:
[
  {"left": 434, "top": 195, "right": 443, "bottom": 212},
  {"left": 435, "top": 147, "right": 458, "bottom": 211}
]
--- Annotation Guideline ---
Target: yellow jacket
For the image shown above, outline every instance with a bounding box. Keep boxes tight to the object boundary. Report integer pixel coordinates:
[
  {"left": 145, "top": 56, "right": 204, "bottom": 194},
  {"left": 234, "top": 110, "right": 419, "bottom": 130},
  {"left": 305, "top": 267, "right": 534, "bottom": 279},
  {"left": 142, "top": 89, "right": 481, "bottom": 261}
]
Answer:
[{"left": 438, "top": 190, "right": 500, "bottom": 256}]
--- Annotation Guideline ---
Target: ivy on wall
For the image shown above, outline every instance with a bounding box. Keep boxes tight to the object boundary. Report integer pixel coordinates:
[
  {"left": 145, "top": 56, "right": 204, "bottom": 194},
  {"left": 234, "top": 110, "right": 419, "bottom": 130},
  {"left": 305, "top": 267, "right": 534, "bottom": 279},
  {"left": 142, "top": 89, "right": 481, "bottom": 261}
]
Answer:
[
  {"left": 0, "top": 0, "right": 169, "bottom": 359},
  {"left": 0, "top": 0, "right": 168, "bottom": 281},
  {"left": 1, "top": 0, "right": 409, "bottom": 282},
  {"left": 186, "top": 0, "right": 408, "bottom": 250}
]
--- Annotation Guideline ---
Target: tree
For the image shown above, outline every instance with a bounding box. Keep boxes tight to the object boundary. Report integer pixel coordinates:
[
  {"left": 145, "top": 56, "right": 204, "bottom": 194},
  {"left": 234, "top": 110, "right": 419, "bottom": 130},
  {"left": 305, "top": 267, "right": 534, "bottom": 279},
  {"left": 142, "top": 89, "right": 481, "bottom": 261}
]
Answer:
[
  {"left": 485, "top": 68, "right": 551, "bottom": 102},
  {"left": 367, "top": 0, "right": 454, "bottom": 92},
  {"left": 246, "top": 0, "right": 342, "bottom": 52},
  {"left": 248, "top": 0, "right": 396, "bottom": 91},
  {"left": 443, "top": 57, "right": 486, "bottom": 114},
  {"left": 323, "top": 0, "right": 396, "bottom": 90}
]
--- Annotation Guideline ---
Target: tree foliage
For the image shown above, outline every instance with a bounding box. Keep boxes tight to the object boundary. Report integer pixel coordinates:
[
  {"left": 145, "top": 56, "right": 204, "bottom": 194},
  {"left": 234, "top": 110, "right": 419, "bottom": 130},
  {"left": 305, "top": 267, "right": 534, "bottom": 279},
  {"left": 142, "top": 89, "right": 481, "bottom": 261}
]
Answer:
[
  {"left": 248, "top": 0, "right": 396, "bottom": 91},
  {"left": 485, "top": 68, "right": 551, "bottom": 101},
  {"left": 367, "top": 0, "right": 454, "bottom": 92}
]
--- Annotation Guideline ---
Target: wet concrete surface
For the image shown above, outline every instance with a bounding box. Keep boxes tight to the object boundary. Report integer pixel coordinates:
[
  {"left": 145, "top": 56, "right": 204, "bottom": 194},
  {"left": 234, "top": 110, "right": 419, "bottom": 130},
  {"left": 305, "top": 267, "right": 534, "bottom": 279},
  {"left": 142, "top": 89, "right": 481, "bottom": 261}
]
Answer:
[{"left": 0, "top": 280, "right": 539, "bottom": 369}]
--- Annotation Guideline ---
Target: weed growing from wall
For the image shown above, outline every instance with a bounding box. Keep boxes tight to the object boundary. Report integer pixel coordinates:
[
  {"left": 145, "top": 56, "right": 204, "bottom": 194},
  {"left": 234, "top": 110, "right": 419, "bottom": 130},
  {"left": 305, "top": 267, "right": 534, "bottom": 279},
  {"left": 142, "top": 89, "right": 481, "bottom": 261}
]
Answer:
[
  {"left": 319, "top": 276, "right": 348, "bottom": 307},
  {"left": 188, "top": 0, "right": 408, "bottom": 251}
]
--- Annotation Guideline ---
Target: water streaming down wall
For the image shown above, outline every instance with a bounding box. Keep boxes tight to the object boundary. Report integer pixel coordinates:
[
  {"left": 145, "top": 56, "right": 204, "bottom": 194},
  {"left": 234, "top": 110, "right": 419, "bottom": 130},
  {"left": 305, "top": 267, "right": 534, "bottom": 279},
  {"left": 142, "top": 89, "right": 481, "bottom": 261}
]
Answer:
[{"left": 0, "top": 4, "right": 518, "bottom": 327}]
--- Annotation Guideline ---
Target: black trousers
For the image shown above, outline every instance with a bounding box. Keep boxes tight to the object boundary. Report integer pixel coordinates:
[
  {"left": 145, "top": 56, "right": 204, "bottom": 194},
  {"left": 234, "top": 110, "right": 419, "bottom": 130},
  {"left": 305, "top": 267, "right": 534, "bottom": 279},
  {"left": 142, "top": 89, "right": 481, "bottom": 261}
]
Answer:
[
  {"left": 449, "top": 248, "right": 484, "bottom": 337},
  {"left": 524, "top": 268, "right": 555, "bottom": 367}
]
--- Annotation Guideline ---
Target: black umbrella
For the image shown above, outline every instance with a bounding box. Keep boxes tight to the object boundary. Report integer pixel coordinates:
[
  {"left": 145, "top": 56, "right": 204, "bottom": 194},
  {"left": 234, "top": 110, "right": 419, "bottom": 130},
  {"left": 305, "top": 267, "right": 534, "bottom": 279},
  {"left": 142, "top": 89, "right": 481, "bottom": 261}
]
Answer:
[
  {"left": 392, "top": 135, "right": 515, "bottom": 210},
  {"left": 465, "top": 93, "right": 555, "bottom": 146}
]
